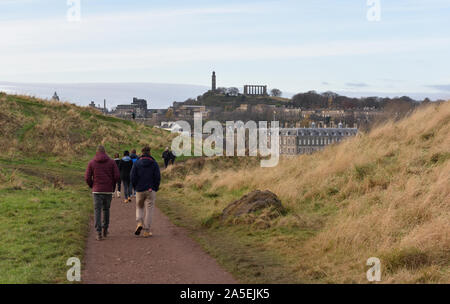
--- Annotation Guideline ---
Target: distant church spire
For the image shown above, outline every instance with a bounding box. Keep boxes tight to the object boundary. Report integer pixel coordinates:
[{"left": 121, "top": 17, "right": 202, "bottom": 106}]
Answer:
[{"left": 211, "top": 71, "right": 216, "bottom": 91}]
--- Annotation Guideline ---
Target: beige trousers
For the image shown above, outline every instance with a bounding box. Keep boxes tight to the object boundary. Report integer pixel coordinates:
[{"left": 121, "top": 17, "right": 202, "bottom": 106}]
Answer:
[{"left": 136, "top": 190, "right": 156, "bottom": 231}]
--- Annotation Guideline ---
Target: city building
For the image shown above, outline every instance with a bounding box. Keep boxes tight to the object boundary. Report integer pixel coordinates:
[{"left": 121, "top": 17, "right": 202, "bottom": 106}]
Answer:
[
  {"left": 88, "top": 100, "right": 107, "bottom": 114},
  {"left": 114, "top": 97, "right": 149, "bottom": 118},
  {"left": 172, "top": 104, "right": 210, "bottom": 119},
  {"left": 279, "top": 123, "right": 358, "bottom": 155}
]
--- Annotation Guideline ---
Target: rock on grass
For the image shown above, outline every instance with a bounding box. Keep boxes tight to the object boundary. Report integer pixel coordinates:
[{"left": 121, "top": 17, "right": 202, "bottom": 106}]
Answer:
[{"left": 222, "top": 190, "right": 284, "bottom": 221}]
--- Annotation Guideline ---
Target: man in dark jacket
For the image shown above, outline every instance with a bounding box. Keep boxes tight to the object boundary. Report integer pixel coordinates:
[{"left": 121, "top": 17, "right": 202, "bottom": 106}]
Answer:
[
  {"left": 113, "top": 153, "right": 121, "bottom": 198},
  {"left": 162, "top": 147, "right": 171, "bottom": 168},
  {"left": 130, "top": 146, "right": 161, "bottom": 238},
  {"left": 130, "top": 149, "right": 139, "bottom": 196},
  {"left": 169, "top": 149, "right": 176, "bottom": 165},
  {"left": 85, "top": 146, "right": 120, "bottom": 240},
  {"left": 119, "top": 151, "right": 134, "bottom": 204},
  {"left": 162, "top": 147, "right": 176, "bottom": 168}
]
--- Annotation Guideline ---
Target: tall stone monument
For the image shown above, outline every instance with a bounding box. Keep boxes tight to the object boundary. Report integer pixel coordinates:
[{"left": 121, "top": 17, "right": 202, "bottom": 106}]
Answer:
[{"left": 212, "top": 71, "right": 216, "bottom": 92}]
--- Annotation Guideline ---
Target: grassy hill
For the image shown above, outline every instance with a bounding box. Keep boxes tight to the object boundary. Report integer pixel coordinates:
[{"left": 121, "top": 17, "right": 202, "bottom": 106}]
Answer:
[
  {"left": 1, "top": 92, "right": 448, "bottom": 284},
  {"left": 158, "top": 101, "right": 450, "bottom": 283},
  {"left": 0, "top": 93, "right": 173, "bottom": 283}
]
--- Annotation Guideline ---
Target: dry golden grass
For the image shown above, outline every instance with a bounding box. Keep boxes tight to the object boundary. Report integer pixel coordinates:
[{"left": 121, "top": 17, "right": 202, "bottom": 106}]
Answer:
[{"left": 161, "top": 101, "right": 450, "bottom": 283}]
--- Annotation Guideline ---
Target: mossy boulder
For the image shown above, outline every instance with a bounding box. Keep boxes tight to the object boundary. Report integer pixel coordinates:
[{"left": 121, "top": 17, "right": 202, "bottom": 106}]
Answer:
[{"left": 222, "top": 190, "right": 284, "bottom": 221}]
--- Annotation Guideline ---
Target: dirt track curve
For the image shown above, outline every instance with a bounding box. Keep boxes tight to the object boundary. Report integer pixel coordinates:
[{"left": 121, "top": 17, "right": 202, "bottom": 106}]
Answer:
[{"left": 82, "top": 195, "right": 237, "bottom": 284}]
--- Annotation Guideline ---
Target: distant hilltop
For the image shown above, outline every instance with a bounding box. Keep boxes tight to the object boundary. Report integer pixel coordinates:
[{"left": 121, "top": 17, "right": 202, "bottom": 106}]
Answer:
[
  {"left": 169, "top": 71, "right": 437, "bottom": 113},
  {"left": 81, "top": 71, "right": 440, "bottom": 132}
]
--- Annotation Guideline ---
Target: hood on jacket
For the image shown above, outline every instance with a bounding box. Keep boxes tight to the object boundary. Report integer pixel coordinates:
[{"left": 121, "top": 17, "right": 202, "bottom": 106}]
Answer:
[
  {"left": 139, "top": 155, "right": 156, "bottom": 168},
  {"left": 94, "top": 152, "right": 110, "bottom": 163},
  {"left": 122, "top": 156, "right": 132, "bottom": 162}
]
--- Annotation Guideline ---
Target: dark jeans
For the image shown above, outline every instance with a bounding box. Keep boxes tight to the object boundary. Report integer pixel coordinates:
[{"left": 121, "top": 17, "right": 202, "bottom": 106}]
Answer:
[
  {"left": 123, "top": 179, "right": 132, "bottom": 199},
  {"left": 116, "top": 178, "right": 121, "bottom": 192},
  {"left": 93, "top": 194, "right": 112, "bottom": 233},
  {"left": 164, "top": 159, "right": 170, "bottom": 168}
]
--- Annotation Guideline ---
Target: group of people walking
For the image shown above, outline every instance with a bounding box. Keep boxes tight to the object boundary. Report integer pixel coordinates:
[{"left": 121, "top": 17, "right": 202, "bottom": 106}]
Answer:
[
  {"left": 85, "top": 145, "right": 161, "bottom": 241},
  {"left": 113, "top": 149, "right": 138, "bottom": 203}
]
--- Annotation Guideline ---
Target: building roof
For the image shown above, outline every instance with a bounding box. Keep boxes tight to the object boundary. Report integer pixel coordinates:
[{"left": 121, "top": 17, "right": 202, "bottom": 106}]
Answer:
[{"left": 280, "top": 128, "right": 358, "bottom": 137}]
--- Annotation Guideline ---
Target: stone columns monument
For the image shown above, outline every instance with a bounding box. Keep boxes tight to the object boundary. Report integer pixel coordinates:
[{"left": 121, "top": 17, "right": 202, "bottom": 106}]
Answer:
[{"left": 244, "top": 85, "right": 268, "bottom": 96}]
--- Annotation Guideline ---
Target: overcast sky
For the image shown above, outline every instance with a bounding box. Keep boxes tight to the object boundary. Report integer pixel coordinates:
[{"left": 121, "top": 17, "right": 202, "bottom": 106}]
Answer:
[{"left": 1, "top": 0, "right": 450, "bottom": 99}]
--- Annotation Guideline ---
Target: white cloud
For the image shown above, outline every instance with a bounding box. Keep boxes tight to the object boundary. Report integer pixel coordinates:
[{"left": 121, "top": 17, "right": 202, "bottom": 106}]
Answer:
[
  {"left": 0, "top": 2, "right": 274, "bottom": 50},
  {"left": 385, "top": 0, "right": 450, "bottom": 12},
  {"left": 1, "top": 0, "right": 449, "bottom": 92},
  {"left": 1, "top": 38, "right": 450, "bottom": 77}
]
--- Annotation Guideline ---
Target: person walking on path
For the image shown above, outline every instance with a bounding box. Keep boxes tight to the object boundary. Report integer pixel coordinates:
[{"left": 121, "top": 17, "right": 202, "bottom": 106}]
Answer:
[
  {"left": 113, "top": 153, "right": 121, "bottom": 198},
  {"left": 85, "top": 145, "right": 120, "bottom": 241},
  {"left": 131, "top": 146, "right": 161, "bottom": 238},
  {"left": 130, "top": 149, "right": 139, "bottom": 164},
  {"left": 130, "top": 149, "right": 139, "bottom": 197},
  {"left": 119, "top": 150, "right": 134, "bottom": 204},
  {"left": 162, "top": 147, "right": 176, "bottom": 168},
  {"left": 162, "top": 147, "right": 171, "bottom": 168},
  {"left": 169, "top": 149, "right": 176, "bottom": 166}
]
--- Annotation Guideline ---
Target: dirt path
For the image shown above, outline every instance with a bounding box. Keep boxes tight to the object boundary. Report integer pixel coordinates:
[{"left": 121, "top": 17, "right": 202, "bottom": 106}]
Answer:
[{"left": 82, "top": 195, "right": 237, "bottom": 284}]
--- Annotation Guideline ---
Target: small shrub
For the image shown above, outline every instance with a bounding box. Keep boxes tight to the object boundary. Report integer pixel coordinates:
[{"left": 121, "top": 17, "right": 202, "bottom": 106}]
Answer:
[
  {"left": 354, "top": 164, "right": 374, "bottom": 180},
  {"left": 382, "top": 248, "right": 430, "bottom": 273},
  {"left": 429, "top": 152, "right": 450, "bottom": 165},
  {"left": 201, "top": 213, "right": 221, "bottom": 228},
  {"left": 421, "top": 132, "right": 434, "bottom": 141},
  {"left": 326, "top": 187, "right": 339, "bottom": 196},
  {"left": 204, "top": 192, "right": 220, "bottom": 198}
]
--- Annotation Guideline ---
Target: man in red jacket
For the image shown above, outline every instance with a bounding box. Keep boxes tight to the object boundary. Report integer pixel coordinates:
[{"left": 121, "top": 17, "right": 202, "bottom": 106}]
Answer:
[{"left": 85, "top": 145, "right": 120, "bottom": 240}]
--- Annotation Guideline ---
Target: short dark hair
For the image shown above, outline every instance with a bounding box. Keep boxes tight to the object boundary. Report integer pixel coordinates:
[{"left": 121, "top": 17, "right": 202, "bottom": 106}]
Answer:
[
  {"left": 124, "top": 150, "right": 130, "bottom": 156},
  {"left": 131, "top": 149, "right": 136, "bottom": 154},
  {"left": 114, "top": 153, "right": 119, "bottom": 158},
  {"left": 97, "top": 145, "right": 106, "bottom": 153},
  {"left": 142, "top": 146, "right": 151, "bottom": 154}
]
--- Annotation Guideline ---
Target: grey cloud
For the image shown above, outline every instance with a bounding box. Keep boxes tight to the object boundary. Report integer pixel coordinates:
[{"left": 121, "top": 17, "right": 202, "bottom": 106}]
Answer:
[
  {"left": 426, "top": 84, "right": 450, "bottom": 92},
  {"left": 346, "top": 82, "right": 369, "bottom": 88}
]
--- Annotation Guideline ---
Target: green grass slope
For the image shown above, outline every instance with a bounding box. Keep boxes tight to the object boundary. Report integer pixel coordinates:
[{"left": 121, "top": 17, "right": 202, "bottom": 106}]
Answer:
[{"left": 0, "top": 93, "right": 173, "bottom": 283}]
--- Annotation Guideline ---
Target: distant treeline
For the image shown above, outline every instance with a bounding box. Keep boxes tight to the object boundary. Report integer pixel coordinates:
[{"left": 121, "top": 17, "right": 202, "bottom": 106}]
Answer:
[
  {"left": 186, "top": 89, "right": 434, "bottom": 110},
  {"left": 289, "top": 90, "right": 426, "bottom": 110}
]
